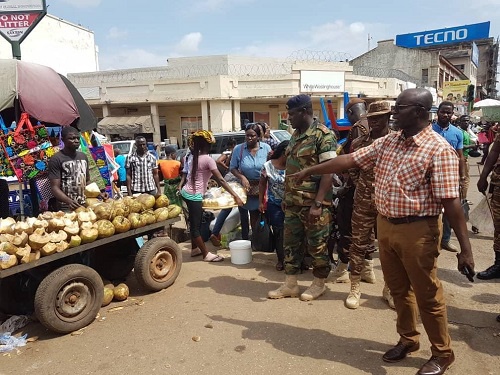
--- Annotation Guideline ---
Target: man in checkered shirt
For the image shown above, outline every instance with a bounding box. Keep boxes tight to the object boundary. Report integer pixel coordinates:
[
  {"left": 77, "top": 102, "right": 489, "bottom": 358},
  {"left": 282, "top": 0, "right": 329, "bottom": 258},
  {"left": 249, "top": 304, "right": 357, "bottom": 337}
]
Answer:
[
  {"left": 126, "top": 136, "right": 161, "bottom": 196},
  {"left": 290, "top": 88, "right": 474, "bottom": 375}
]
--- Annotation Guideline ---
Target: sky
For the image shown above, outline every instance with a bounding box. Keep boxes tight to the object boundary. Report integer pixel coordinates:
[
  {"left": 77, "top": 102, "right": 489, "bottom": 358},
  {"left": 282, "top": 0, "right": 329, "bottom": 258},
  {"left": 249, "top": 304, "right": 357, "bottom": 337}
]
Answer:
[{"left": 47, "top": 0, "right": 500, "bottom": 71}]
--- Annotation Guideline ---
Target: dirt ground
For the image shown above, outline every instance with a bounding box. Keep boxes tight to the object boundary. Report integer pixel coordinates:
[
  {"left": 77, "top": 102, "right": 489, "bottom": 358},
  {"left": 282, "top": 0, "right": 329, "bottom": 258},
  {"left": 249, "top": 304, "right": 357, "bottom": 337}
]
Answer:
[{"left": 0, "top": 161, "right": 499, "bottom": 375}]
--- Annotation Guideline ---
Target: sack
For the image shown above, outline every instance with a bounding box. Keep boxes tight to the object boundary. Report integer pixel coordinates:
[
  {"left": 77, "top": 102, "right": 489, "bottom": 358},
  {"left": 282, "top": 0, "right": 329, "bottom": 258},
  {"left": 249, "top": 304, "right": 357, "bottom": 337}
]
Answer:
[
  {"left": 0, "top": 113, "right": 56, "bottom": 182},
  {"left": 247, "top": 180, "right": 260, "bottom": 196},
  {"left": 251, "top": 213, "right": 274, "bottom": 252}
]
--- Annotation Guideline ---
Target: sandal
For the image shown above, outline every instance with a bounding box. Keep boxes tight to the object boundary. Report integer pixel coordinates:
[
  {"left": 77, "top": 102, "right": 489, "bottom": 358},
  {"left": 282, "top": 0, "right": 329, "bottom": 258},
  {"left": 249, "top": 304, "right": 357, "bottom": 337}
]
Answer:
[
  {"left": 204, "top": 253, "right": 224, "bottom": 262},
  {"left": 191, "top": 248, "right": 203, "bottom": 257}
]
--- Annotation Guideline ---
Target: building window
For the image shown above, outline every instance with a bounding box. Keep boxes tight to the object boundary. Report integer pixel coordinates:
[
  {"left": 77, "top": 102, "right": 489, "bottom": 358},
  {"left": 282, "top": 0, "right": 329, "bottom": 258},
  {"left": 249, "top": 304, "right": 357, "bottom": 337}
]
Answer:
[
  {"left": 180, "top": 116, "right": 202, "bottom": 147},
  {"left": 454, "top": 64, "right": 465, "bottom": 72},
  {"left": 421, "top": 69, "right": 429, "bottom": 85}
]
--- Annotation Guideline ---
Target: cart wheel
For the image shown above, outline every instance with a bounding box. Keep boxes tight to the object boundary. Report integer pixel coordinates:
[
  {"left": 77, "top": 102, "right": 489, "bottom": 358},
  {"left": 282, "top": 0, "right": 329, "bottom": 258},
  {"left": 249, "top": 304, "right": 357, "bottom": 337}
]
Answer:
[
  {"left": 134, "top": 238, "right": 182, "bottom": 292},
  {"left": 34, "top": 264, "right": 104, "bottom": 334}
]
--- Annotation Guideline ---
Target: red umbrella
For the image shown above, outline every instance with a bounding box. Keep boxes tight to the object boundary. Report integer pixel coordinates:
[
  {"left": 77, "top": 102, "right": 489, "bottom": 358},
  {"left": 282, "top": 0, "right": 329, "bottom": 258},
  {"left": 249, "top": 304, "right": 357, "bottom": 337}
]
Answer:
[{"left": 0, "top": 59, "right": 84, "bottom": 127}]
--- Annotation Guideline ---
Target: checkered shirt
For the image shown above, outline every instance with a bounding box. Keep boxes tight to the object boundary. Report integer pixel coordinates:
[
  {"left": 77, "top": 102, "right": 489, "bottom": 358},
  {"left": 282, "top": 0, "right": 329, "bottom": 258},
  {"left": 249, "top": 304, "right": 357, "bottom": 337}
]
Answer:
[
  {"left": 125, "top": 151, "right": 158, "bottom": 192},
  {"left": 351, "top": 125, "right": 459, "bottom": 218}
]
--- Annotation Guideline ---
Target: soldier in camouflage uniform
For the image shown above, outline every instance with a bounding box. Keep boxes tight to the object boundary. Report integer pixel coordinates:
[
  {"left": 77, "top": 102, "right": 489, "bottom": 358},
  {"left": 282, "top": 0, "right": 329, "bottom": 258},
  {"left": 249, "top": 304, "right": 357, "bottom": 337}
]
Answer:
[
  {"left": 268, "top": 94, "right": 337, "bottom": 301},
  {"left": 331, "top": 98, "right": 370, "bottom": 283},
  {"left": 344, "top": 101, "right": 394, "bottom": 309},
  {"left": 477, "top": 126, "right": 500, "bottom": 281}
]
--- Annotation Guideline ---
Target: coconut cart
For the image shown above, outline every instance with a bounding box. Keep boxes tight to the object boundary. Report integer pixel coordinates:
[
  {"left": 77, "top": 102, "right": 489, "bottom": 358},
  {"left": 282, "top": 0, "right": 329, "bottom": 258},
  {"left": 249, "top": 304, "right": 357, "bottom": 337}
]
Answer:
[{"left": 0, "top": 217, "right": 183, "bottom": 334}]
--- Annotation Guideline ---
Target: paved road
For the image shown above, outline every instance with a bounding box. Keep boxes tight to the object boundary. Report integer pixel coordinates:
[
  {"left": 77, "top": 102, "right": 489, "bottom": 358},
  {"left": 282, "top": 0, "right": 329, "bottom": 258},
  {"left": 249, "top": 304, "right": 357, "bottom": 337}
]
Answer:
[{"left": 1, "top": 160, "right": 499, "bottom": 375}]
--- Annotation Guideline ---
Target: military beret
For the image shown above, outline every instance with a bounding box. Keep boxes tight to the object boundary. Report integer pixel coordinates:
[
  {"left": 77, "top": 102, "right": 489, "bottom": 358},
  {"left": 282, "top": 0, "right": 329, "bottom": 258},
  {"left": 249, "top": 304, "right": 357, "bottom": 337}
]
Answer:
[
  {"left": 345, "top": 98, "right": 366, "bottom": 112},
  {"left": 286, "top": 94, "right": 312, "bottom": 110}
]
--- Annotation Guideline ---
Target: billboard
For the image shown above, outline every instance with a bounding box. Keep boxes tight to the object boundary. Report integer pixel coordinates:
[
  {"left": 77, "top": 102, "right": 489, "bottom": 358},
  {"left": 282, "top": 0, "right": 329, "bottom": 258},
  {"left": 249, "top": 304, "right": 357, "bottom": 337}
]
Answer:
[
  {"left": 443, "top": 80, "right": 470, "bottom": 105},
  {"left": 471, "top": 42, "right": 479, "bottom": 67},
  {"left": 0, "top": 0, "right": 44, "bottom": 12},
  {"left": 0, "top": 13, "right": 39, "bottom": 41},
  {"left": 300, "top": 71, "right": 345, "bottom": 93},
  {"left": 396, "top": 22, "right": 490, "bottom": 48}
]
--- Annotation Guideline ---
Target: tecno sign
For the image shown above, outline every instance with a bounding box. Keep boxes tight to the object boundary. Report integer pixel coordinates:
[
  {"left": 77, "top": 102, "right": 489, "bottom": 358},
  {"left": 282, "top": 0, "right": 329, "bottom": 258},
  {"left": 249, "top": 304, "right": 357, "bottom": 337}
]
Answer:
[{"left": 396, "top": 22, "right": 490, "bottom": 48}]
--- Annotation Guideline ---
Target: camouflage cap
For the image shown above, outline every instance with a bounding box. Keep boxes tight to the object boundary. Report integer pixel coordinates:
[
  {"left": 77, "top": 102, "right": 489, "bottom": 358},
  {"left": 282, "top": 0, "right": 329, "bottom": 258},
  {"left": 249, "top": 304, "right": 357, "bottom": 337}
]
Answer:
[{"left": 366, "top": 101, "right": 391, "bottom": 117}]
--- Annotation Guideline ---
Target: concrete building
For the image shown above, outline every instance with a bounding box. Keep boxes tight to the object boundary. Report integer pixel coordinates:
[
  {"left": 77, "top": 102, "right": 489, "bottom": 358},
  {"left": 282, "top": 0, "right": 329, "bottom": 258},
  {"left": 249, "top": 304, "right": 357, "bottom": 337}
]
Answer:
[
  {"left": 0, "top": 14, "right": 98, "bottom": 75},
  {"left": 68, "top": 55, "right": 411, "bottom": 145}
]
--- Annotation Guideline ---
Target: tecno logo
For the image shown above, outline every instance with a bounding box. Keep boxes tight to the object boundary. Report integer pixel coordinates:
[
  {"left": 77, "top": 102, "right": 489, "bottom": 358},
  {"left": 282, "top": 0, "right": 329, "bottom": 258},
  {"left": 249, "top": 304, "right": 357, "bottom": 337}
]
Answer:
[{"left": 413, "top": 29, "right": 468, "bottom": 45}]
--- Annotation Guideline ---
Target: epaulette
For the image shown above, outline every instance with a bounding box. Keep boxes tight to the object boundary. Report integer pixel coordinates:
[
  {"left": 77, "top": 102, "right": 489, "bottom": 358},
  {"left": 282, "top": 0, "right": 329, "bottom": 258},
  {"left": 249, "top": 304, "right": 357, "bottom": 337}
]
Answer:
[{"left": 317, "top": 124, "right": 331, "bottom": 134}]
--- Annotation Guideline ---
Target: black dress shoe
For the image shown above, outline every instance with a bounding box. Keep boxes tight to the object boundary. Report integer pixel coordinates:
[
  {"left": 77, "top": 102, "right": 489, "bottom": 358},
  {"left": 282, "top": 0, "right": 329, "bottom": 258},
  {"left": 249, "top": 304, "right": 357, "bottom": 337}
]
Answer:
[
  {"left": 382, "top": 341, "right": 420, "bottom": 363},
  {"left": 476, "top": 263, "right": 500, "bottom": 280},
  {"left": 417, "top": 351, "right": 455, "bottom": 375}
]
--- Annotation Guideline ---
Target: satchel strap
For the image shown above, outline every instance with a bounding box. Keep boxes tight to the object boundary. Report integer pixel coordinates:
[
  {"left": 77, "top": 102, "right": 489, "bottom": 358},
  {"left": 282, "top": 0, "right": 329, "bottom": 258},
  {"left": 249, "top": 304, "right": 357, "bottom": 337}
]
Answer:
[{"left": 14, "top": 113, "right": 34, "bottom": 135}]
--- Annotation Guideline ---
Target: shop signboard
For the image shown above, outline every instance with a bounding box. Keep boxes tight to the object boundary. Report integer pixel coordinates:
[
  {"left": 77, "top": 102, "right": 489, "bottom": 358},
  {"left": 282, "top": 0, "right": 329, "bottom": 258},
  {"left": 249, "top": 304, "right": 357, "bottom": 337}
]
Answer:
[
  {"left": 0, "top": 13, "right": 39, "bottom": 41},
  {"left": 471, "top": 42, "right": 479, "bottom": 67},
  {"left": 300, "top": 71, "right": 345, "bottom": 93},
  {"left": 396, "top": 22, "right": 490, "bottom": 48},
  {"left": 0, "top": 0, "right": 44, "bottom": 12},
  {"left": 443, "top": 80, "right": 470, "bottom": 105}
]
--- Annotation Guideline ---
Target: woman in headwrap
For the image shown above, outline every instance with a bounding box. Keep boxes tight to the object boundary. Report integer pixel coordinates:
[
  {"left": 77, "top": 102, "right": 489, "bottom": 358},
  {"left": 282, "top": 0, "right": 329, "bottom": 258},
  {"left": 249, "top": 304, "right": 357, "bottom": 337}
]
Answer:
[{"left": 181, "top": 130, "right": 244, "bottom": 262}]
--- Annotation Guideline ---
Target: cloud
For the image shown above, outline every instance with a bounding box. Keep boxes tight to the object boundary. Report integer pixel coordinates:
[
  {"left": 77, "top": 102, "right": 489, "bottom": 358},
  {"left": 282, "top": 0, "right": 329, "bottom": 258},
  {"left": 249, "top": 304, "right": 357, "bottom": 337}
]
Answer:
[
  {"left": 58, "top": 0, "right": 102, "bottom": 8},
  {"left": 175, "top": 32, "right": 203, "bottom": 53},
  {"left": 235, "top": 20, "right": 389, "bottom": 61},
  {"left": 99, "top": 48, "right": 167, "bottom": 71},
  {"left": 106, "top": 27, "right": 128, "bottom": 40},
  {"left": 192, "top": 0, "right": 254, "bottom": 12}
]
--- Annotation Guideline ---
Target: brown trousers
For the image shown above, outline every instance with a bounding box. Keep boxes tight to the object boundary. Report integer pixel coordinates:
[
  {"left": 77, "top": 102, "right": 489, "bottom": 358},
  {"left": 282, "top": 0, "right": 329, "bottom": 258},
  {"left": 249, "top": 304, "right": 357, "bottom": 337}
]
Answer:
[{"left": 377, "top": 215, "right": 452, "bottom": 357}]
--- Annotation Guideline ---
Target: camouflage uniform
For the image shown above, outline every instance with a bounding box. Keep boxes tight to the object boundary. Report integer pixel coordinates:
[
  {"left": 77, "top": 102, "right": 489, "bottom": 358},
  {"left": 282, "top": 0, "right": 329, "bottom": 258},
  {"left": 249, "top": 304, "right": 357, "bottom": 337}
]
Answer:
[
  {"left": 284, "top": 120, "right": 337, "bottom": 278},
  {"left": 348, "top": 131, "right": 378, "bottom": 276},
  {"left": 337, "top": 118, "right": 369, "bottom": 262}
]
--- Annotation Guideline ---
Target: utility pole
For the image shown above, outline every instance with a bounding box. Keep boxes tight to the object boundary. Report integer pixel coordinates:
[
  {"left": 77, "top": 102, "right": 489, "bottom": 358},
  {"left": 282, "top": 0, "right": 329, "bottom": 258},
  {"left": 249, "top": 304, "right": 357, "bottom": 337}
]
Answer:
[{"left": 368, "top": 33, "right": 373, "bottom": 51}]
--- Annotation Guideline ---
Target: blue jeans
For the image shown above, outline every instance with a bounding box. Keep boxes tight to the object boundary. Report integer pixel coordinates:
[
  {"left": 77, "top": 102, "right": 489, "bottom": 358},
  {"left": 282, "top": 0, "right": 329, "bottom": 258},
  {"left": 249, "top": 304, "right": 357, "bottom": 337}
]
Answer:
[
  {"left": 442, "top": 216, "right": 451, "bottom": 244},
  {"left": 211, "top": 208, "right": 232, "bottom": 236}
]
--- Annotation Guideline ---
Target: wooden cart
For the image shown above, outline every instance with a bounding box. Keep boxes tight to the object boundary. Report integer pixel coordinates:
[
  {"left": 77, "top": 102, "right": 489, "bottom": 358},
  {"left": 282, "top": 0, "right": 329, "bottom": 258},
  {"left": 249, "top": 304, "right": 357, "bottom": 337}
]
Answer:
[{"left": 0, "top": 219, "right": 182, "bottom": 334}]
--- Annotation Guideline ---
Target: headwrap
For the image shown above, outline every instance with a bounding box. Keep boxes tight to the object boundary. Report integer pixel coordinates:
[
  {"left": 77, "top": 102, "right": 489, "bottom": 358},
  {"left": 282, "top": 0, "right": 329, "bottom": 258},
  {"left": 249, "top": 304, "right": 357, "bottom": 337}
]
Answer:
[{"left": 188, "top": 130, "right": 215, "bottom": 148}]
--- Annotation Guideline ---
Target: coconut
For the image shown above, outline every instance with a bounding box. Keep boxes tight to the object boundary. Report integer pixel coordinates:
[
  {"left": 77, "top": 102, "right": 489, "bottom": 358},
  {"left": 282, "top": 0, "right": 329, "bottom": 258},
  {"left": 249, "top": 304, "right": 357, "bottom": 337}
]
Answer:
[
  {"left": 80, "top": 228, "right": 98, "bottom": 244},
  {"left": 0, "top": 241, "right": 18, "bottom": 255},
  {"left": 154, "top": 194, "right": 170, "bottom": 209},
  {"left": 47, "top": 218, "right": 66, "bottom": 233},
  {"left": 93, "top": 203, "right": 113, "bottom": 221},
  {"left": 128, "top": 213, "right": 143, "bottom": 229},
  {"left": 113, "top": 283, "right": 129, "bottom": 301},
  {"left": 0, "top": 252, "right": 18, "bottom": 270},
  {"left": 112, "top": 216, "right": 131, "bottom": 234},
  {"left": 136, "top": 194, "right": 156, "bottom": 210},
  {"left": 154, "top": 207, "right": 170, "bottom": 222},
  {"left": 40, "top": 242, "right": 57, "bottom": 256},
  {"left": 78, "top": 208, "right": 97, "bottom": 224},
  {"left": 39, "top": 212, "right": 54, "bottom": 220},
  {"left": 32, "top": 219, "right": 49, "bottom": 230},
  {"left": 63, "top": 220, "right": 80, "bottom": 236},
  {"left": 68, "top": 235, "right": 81, "bottom": 248},
  {"left": 167, "top": 205, "right": 182, "bottom": 219},
  {"left": 28, "top": 228, "right": 51, "bottom": 250},
  {"left": 141, "top": 211, "right": 156, "bottom": 225},
  {"left": 128, "top": 199, "right": 143, "bottom": 214},
  {"left": 111, "top": 201, "right": 129, "bottom": 218},
  {"left": 0, "top": 217, "right": 16, "bottom": 235},
  {"left": 13, "top": 221, "right": 33, "bottom": 235},
  {"left": 102, "top": 287, "right": 114, "bottom": 307},
  {"left": 55, "top": 241, "right": 69, "bottom": 253},
  {"left": 50, "top": 230, "right": 68, "bottom": 243},
  {"left": 85, "top": 182, "right": 101, "bottom": 198},
  {"left": 96, "top": 220, "right": 115, "bottom": 239},
  {"left": 10, "top": 232, "right": 29, "bottom": 247},
  {"left": 28, "top": 251, "right": 40, "bottom": 263},
  {"left": 15, "top": 244, "right": 31, "bottom": 260},
  {"left": 85, "top": 198, "right": 102, "bottom": 208},
  {"left": 64, "top": 212, "right": 77, "bottom": 221}
]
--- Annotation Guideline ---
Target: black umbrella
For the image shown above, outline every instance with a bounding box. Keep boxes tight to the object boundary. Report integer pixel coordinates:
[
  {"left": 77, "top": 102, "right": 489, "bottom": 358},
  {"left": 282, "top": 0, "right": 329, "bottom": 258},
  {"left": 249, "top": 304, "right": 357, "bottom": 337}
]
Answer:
[{"left": 58, "top": 74, "right": 98, "bottom": 132}]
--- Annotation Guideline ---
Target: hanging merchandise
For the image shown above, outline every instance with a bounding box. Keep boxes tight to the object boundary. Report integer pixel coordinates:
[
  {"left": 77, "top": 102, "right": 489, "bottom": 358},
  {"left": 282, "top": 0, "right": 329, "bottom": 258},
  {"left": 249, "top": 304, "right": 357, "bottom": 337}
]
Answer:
[
  {"left": 0, "top": 113, "right": 56, "bottom": 182},
  {"left": 79, "top": 135, "right": 106, "bottom": 190},
  {"left": 89, "top": 145, "right": 113, "bottom": 197}
]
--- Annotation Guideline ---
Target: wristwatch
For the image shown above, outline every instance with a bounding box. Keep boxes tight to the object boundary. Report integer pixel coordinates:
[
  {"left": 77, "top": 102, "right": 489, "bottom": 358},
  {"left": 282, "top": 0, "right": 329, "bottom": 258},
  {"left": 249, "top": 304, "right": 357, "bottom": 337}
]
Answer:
[{"left": 314, "top": 200, "right": 322, "bottom": 208}]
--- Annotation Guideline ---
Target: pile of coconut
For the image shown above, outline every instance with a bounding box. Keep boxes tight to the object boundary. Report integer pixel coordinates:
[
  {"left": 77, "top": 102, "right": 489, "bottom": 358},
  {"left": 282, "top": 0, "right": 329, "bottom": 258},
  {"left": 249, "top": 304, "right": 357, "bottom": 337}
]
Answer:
[{"left": 0, "top": 194, "right": 182, "bottom": 270}]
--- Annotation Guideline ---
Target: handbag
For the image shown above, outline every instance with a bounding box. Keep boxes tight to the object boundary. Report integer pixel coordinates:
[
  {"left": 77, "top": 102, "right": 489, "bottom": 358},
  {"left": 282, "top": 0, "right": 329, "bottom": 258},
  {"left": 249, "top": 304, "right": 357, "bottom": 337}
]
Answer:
[
  {"left": 0, "top": 113, "right": 56, "bottom": 182},
  {"left": 251, "top": 212, "right": 274, "bottom": 252}
]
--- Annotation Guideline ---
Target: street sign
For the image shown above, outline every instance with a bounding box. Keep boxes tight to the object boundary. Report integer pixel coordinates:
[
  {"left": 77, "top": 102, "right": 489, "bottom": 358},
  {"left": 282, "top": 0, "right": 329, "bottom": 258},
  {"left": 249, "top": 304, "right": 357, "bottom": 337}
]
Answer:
[
  {"left": 0, "top": 13, "right": 39, "bottom": 41},
  {"left": 0, "top": 0, "right": 44, "bottom": 12},
  {"left": 0, "top": 0, "right": 46, "bottom": 58}
]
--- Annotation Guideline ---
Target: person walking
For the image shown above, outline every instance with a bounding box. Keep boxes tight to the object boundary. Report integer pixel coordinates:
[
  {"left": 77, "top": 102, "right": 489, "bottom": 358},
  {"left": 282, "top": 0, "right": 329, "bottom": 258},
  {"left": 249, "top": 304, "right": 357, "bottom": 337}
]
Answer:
[
  {"left": 48, "top": 126, "right": 89, "bottom": 211},
  {"left": 158, "top": 145, "right": 182, "bottom": 206},
  {"left": 290, "top": 88, "right": 474, "bottom": 375},
  {"left": 476, "top": 129, "right": 500, "bottom": 280},
  {"left": 344, "top": 101, "right": 394, "bottom": 310},
  {"left": 457, "top": 115, "right": 478, "bottom": 203},
  {"left": 432, "top": 101, "right": 464, "bottom": 253},
  {"left": 181, "top": 130, "right": 243, "bottom": 262},
  {"left": 259, "top": 140, "right": 289, "bottom": 271},
  {"left": 267, "top": 94, "right": 337, "bottom": 301},
  {"left": 114, "top": 148, "right": 127, "bottom": 188},
  {"left": 230, "top": 123, "right": 271, "bottom": 240},
  {"left": 126, "top": 136, "right": 161, "bottom": 196}
]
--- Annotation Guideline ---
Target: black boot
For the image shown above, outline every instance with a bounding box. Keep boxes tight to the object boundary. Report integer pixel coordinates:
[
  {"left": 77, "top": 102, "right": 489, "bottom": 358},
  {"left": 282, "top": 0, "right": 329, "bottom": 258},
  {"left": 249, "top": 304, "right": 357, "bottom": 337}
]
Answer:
[{"left": 477, "top": 252, "right": 500, "bottom": 280}]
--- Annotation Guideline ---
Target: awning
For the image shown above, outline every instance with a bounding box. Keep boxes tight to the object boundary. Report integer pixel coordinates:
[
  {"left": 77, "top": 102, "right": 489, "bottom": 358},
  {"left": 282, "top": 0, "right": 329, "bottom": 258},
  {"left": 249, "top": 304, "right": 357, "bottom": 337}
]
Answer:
[{"left": 97, "top": 115, "right": 154, "bottom": 135}]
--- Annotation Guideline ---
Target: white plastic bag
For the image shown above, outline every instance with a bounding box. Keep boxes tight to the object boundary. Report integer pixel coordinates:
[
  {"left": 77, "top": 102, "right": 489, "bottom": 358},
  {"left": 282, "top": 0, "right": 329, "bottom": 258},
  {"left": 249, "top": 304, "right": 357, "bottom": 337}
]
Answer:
[{"left": 469, "top": 195, "right": 494, "bottom": 235}]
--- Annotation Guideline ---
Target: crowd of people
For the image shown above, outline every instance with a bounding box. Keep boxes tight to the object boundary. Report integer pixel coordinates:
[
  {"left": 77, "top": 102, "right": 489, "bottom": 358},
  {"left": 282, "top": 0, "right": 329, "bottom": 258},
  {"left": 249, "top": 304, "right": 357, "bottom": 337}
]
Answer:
[{"left": 40, "top": 88, "right": 498, "bottom": 375}]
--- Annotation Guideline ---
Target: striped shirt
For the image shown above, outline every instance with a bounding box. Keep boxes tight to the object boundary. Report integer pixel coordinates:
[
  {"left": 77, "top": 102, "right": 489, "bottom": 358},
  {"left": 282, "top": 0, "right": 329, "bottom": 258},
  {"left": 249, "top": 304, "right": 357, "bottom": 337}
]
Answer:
[
  {"left": 351, "top": 125, "right": 459, "bottom": 218},
  {"left": 125, "top": 151, "right": 158, "bottom": 192}
]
